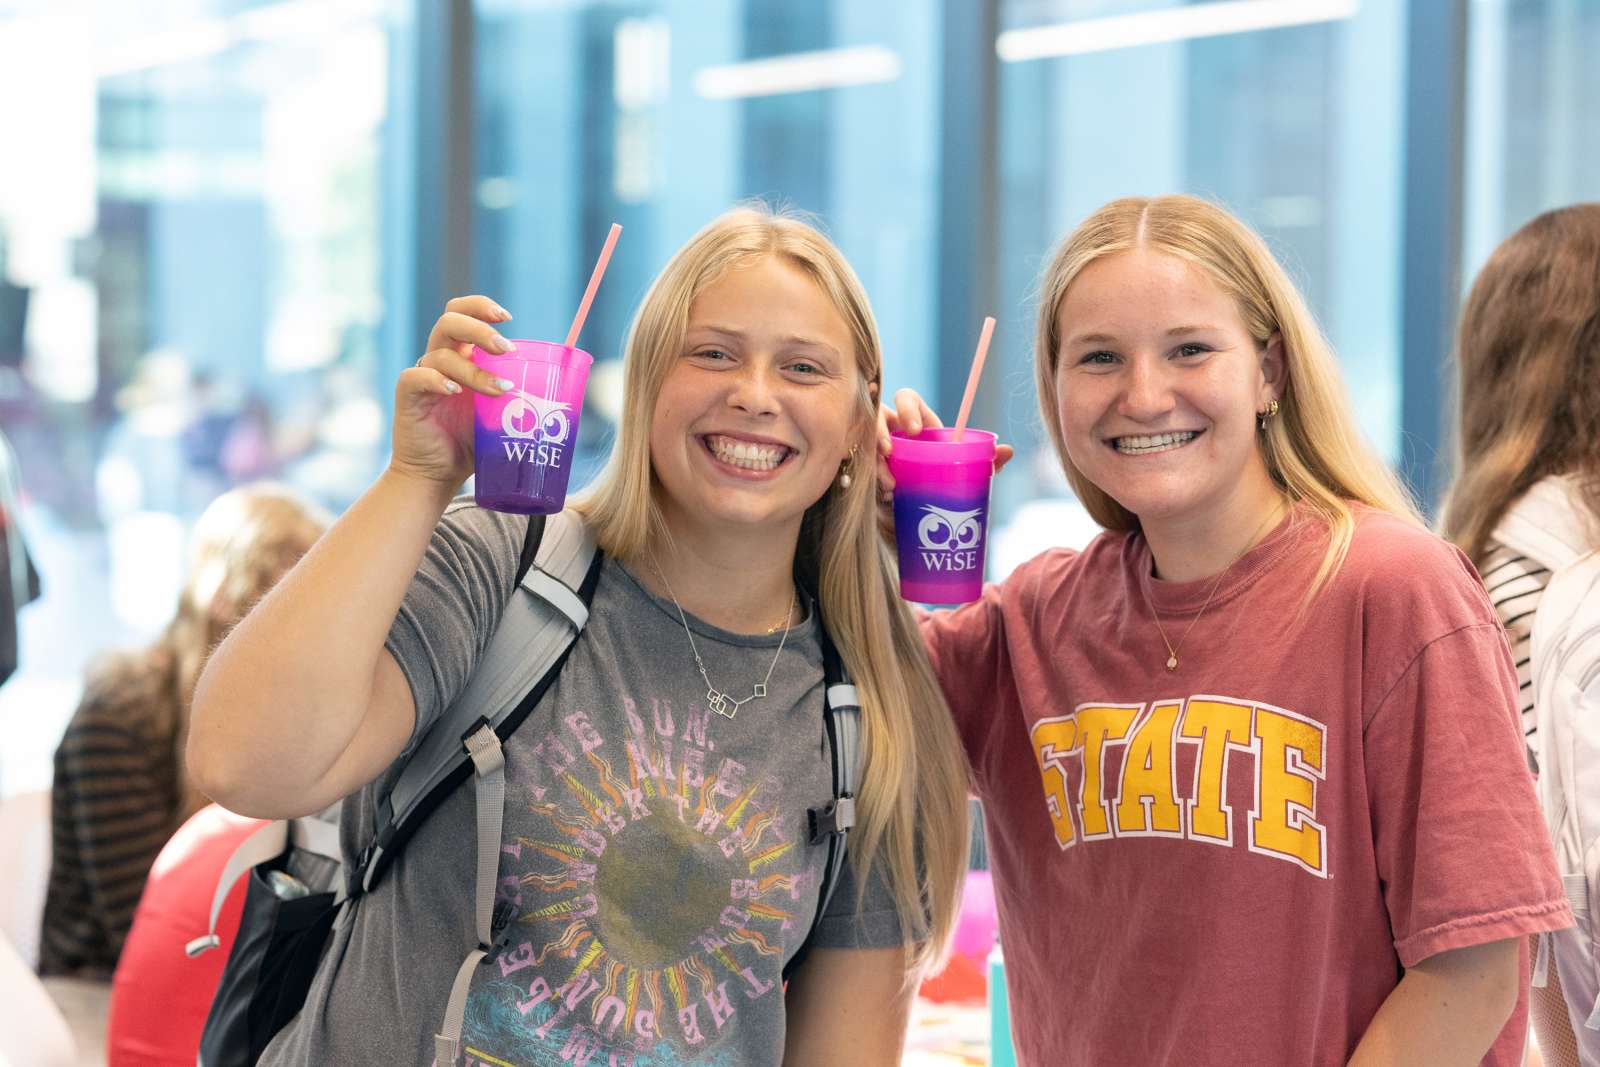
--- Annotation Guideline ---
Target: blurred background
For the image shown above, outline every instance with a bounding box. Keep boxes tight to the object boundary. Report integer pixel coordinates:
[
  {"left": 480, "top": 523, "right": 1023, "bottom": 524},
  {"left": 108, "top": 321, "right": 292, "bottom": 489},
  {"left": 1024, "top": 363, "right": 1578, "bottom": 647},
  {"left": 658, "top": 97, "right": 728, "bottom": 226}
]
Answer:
[{"left": 0, "top": 0, "right": 1596, "bottom": 876}]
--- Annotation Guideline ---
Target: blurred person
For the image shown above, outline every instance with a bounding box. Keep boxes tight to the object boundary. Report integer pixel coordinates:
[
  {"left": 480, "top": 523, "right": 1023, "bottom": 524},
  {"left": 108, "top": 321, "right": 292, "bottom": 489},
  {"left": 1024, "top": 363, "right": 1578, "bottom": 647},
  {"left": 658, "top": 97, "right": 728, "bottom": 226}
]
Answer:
[
  {"left": 188, "top": 206, "right": 971, "bottom": 1065},
  {"left": 37, "top": 483, "right": 328, "bottom": 978},
  {"left": 1440, "top": 203, "right": 1600, "bottom": 1067},
  {"left": 880, "top": 194, "right": 1569, "bottom": 1065}
]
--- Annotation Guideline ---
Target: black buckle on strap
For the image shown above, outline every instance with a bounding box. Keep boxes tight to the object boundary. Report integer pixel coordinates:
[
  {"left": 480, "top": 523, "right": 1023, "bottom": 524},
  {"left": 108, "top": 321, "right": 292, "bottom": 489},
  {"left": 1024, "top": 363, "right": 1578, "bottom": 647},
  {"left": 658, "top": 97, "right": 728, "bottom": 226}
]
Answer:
[{"left": 807, "top": 795, "right": 856, "bottom": 845}]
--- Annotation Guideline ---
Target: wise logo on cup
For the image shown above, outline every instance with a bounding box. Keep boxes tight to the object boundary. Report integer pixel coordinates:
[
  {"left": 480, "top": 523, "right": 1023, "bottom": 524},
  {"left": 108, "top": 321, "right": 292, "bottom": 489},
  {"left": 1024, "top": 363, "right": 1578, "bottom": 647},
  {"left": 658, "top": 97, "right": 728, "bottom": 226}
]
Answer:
[
  {"left": 888, "top": 428, "right": 997, "bottom": 604},
  {"left": 472, "top": 340, "right": 592, "bottom": 515}
]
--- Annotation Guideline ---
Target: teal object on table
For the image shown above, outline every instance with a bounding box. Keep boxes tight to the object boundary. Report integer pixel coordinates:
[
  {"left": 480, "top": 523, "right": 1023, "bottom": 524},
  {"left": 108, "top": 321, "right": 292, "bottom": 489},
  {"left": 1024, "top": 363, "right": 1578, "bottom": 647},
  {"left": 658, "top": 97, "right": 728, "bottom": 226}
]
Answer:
[{"left": 988, "top": 940, "right": 1017, "bottom": 1066}]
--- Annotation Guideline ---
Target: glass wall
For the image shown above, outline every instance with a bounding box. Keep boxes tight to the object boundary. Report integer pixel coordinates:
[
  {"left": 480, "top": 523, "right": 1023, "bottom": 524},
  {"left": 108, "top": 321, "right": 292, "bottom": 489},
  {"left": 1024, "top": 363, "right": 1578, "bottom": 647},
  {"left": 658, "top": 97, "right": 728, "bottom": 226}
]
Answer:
[
  {"left": 1464, "top": 0, "right": 1600, "bottom": 279},
  {"left": 0, "top": 0, "right": 402, "bottom": 790}
]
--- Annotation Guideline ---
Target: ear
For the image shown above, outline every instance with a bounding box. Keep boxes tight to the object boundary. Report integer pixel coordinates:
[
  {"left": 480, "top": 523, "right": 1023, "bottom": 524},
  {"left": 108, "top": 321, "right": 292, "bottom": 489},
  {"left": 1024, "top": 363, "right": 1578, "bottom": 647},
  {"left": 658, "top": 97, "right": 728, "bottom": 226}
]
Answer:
[{"left": 1260, "top": 332, "right": 1287, "bottom": 403}]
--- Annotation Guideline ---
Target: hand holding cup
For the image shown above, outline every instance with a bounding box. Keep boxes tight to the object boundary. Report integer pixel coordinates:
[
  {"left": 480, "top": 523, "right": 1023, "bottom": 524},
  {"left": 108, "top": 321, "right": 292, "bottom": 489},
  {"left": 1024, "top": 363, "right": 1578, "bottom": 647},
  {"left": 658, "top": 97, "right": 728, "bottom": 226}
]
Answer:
[{"left": 392, "top": 295, "right": 516, "bottom": 489}]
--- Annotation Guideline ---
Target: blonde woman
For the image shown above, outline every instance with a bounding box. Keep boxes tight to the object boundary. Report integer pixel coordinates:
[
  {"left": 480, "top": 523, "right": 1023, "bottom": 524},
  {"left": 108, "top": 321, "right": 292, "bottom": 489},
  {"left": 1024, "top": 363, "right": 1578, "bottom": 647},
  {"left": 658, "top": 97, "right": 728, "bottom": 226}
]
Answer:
[
  {"left": 40, "top": 483, "right": 327, "bottom": 978},
  {"left": 189, "top": 206, "right": 970, "bottom": 1065},
  {"left": 1440, "top": 203, "right": 1600, "bottom": 1067},
  {"left": 881, "top": 195, "right": 1569, "bottom": 1066}
]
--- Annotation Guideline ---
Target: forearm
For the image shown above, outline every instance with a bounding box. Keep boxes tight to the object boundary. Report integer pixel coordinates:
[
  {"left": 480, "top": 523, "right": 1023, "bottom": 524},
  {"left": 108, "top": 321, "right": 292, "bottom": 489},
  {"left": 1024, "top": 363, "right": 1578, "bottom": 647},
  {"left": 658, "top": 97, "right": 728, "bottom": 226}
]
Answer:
[
  {"left": 1347, "top": 940, "right": 1520, "bottom": 1066},
  {"left": 189, "top": 467, "right": 456, "bottom": 809}
]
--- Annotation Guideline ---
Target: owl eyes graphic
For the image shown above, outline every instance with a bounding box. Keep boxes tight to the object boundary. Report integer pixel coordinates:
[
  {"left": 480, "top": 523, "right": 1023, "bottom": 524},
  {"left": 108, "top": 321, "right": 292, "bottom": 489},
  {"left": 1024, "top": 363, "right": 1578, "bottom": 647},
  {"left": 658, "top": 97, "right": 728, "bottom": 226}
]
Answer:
[
  {"left": 501, "top": 392, "right": 574, "bottom": 444},
  {"left": 916, "top": 505, "right": 983, "bottom": 552}
]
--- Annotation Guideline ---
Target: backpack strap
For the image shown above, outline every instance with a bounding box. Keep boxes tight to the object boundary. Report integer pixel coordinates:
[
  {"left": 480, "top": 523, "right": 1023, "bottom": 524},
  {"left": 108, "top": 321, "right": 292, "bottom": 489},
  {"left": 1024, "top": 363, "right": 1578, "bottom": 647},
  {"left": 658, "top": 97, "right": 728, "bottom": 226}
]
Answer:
[
  {"left": 783, "top": 627, "right": 861, "bottom": 981},
  {"left": 353, "top": 510, "right": 598, "bottom": 899}
]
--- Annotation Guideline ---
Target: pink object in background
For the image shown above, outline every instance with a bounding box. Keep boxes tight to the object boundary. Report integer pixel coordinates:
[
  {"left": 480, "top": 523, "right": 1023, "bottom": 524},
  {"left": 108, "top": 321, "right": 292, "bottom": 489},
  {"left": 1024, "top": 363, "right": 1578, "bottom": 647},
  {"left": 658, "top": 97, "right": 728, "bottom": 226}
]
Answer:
[
  {"left": 919, "top": 871, "right": 998, "bottom": 1004},
  {"left": 471, "top": 340, "right": 594, "bottom": 514}
]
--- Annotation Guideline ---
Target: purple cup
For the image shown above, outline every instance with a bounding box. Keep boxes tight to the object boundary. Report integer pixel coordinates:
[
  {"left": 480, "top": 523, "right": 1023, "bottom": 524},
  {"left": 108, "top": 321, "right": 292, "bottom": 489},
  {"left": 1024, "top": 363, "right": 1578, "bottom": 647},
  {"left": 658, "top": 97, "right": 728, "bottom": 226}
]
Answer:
[
  {"left": 471, "top": 340, "right": 593, "bottom": 514},
  {"left": 886, "top": 427, "right": 998, "bottom": 604}
]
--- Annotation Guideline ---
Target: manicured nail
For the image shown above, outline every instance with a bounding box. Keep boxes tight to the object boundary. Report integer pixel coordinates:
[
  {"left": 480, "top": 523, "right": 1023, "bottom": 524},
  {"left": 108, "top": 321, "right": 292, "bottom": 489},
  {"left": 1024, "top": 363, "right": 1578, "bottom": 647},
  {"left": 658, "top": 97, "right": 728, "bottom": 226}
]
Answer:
[
  {"left": 444, "top": 380, "right": 461, "bottom": 394},
  {"left": 494, "top": 377, "right": 515, "bottom": 390},
  {"left": 492, "top": 305, "right": 512, "bottom": 321},
  {"left": 490, "top": 335, "right": 513, "bottom": 354}
]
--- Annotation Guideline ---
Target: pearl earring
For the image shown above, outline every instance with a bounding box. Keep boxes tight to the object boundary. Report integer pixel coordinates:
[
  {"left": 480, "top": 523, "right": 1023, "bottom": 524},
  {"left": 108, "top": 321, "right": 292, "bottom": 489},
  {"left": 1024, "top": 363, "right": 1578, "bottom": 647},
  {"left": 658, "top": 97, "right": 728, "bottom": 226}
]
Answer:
[{"left": 838, "top": 446, "right": 859, "bottom": 490}]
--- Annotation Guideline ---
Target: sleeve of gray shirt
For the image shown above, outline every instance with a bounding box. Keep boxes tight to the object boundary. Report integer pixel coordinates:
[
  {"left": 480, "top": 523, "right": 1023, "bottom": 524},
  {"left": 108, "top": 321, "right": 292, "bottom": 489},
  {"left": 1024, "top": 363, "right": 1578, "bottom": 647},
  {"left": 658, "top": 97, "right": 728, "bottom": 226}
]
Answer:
[
  {"left": 809, "top": 842, "right": 908, "bottom": 949},
  {"left": 381, "top": 498, "right": 528, "bottom": 754}
]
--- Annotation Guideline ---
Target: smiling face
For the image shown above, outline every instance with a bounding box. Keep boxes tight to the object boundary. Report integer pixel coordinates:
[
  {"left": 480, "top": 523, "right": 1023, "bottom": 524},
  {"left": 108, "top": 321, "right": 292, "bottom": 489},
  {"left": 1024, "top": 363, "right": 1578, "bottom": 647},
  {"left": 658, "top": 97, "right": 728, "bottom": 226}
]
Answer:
[
  {"left": 649, "top": 254, "right": 866, "bottom": 539},
  {"left": 1054, "top": 247, "right": 1284, "bottom": 535}
]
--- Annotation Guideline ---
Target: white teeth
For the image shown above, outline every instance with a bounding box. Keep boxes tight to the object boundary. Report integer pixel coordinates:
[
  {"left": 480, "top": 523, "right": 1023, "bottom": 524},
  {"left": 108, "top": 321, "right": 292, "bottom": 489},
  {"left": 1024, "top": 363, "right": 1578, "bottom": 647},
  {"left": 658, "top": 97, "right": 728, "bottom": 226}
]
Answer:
[
  {"left": 706, "top": 435, "right": 789, "bottom": 471},
  {"left": 1114, "top": 431, "right": 1197, "bottom": 455}
]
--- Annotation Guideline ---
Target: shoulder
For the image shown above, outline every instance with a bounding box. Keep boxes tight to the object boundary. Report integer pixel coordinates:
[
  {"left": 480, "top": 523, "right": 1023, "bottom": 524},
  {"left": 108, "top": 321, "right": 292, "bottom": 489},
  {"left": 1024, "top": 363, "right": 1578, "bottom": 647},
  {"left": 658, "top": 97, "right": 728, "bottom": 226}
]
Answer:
[
  {"left": 1329, "top": 506, "right": 1496, "bottom": 632},
  {"left": 433, "top": 497, "right": 529, "bottom": 560}
]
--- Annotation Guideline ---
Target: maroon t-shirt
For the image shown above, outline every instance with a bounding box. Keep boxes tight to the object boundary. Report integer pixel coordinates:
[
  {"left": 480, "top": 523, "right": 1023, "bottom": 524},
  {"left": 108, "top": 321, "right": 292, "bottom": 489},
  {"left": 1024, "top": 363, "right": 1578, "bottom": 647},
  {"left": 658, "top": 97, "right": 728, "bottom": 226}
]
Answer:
[{"left": 923, "top": 506, "right": 1571, "bottom": 1066}]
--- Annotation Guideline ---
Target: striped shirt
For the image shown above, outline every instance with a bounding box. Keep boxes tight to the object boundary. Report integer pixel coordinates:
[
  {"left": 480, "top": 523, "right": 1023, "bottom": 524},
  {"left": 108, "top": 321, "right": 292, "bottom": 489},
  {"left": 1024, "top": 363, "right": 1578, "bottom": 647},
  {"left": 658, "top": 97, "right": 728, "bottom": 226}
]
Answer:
[
  {"left": 1479, "top": 541, "right": 1551, "bottom": 770},
  {"left": 38, "top": 651, "right": 188, "bottom": 978}
]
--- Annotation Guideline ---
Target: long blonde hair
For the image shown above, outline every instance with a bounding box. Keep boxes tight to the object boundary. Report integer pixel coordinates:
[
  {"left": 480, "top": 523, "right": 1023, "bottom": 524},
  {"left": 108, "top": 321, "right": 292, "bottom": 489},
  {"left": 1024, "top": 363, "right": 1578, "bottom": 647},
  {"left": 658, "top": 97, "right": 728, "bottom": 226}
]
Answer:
[
  {"left": 573, "top": 205, "right": 970, "bottom": 972},
  {"left": 1439, "top": 203, "right": 1600, "bottom": 566},
  {"left": 1034, "top": 195, "right": 1420, "bottom": 594}
]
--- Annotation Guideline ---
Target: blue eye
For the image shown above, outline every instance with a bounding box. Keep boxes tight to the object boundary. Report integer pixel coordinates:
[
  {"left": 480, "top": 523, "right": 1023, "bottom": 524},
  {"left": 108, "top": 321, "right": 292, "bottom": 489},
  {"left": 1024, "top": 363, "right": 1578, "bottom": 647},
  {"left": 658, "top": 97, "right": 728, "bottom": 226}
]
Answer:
[
  {"left": 1080, "top": 351, "right": 1117, "bottom": 365},
  {"left": 1175, "top": 343, "right": 1211, "bottom": 358},
  {"left": 695, "top": 348, "right": 732, "bottom": 362},
  {"left": 788, "top": 360, "right": 820, "bottom": 375}
]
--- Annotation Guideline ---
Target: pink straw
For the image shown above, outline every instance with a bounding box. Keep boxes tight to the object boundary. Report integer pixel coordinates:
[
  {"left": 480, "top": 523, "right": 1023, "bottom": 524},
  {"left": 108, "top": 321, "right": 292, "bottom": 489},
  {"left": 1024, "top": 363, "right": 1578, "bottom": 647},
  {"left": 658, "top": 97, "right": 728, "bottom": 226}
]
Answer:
[
  {"left": 953, "top": 316, "right": 996, "bottom": 440},
  {"left": 564, "top": 222, "right": 622, "bottom": 349}
]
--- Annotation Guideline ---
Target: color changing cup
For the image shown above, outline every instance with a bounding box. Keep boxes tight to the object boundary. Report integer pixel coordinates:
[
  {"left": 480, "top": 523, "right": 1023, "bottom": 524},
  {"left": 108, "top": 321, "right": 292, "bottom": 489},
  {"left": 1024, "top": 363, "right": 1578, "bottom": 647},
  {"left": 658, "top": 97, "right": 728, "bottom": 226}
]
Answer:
[
  {"left": 887, "top": 427, "right": 997, "bottom": 604},
  {"left": 471, "top": 340, "right": 593, "bottom": 514}
]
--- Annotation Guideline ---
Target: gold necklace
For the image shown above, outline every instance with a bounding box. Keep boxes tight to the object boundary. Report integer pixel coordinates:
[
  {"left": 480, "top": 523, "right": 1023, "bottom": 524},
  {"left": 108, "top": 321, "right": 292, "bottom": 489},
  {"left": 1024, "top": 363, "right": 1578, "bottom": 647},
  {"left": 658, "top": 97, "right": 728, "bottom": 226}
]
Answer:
[{"left": 1147, "top": 502, "right": 1285, "bottom": 672}]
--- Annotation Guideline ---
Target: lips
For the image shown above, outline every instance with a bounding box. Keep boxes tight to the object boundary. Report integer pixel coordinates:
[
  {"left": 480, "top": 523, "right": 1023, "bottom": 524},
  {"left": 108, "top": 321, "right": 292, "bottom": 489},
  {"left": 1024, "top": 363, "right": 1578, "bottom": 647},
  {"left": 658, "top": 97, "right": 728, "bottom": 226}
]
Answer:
[{"left": 701, "top": 434, "right": 795, "bottom": 472}]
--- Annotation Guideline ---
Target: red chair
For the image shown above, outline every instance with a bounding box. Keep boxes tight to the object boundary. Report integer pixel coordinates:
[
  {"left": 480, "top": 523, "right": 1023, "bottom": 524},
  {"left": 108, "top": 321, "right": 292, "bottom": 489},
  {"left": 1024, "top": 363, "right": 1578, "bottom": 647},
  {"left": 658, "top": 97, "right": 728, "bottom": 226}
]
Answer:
[{"left": 107, "top": 805, "right": 265, "bottom": 1066}]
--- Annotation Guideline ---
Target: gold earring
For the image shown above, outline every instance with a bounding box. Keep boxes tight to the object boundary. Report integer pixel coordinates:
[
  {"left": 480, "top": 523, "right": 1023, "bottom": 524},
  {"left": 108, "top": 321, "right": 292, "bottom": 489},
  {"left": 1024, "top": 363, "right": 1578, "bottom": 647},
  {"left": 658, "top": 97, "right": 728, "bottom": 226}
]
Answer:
[
  {"left": 839, "top": 446, "right": 858, "bottom": 490},
  {"left": 1258, "top": 398, "right": 1280, "bottom": 429}
]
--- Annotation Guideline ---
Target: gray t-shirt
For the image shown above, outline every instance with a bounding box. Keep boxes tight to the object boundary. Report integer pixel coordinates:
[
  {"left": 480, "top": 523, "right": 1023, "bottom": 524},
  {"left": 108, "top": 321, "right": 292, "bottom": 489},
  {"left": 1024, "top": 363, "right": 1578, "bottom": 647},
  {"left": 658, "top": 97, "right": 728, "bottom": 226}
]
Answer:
[{"left": 262, "top": 501, "right": 901, "bottom": 1066}]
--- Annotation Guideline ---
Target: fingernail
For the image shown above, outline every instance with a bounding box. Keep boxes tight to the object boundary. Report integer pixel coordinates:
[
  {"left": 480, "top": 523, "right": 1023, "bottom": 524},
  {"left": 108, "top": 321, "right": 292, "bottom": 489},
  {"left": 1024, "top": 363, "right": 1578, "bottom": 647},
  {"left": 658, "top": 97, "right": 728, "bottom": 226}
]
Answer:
[
  {"left": 494, "top": 377, "right": 515, "bottom": 390},
  {"left": 491, "top": 335, "right": 513, "bottom": 354},
  {"left": 492, "top": 305, "right": 512, "bottom": 321},
  {"left": 444, "top": 380, "right": 462, "bottom": 394}
]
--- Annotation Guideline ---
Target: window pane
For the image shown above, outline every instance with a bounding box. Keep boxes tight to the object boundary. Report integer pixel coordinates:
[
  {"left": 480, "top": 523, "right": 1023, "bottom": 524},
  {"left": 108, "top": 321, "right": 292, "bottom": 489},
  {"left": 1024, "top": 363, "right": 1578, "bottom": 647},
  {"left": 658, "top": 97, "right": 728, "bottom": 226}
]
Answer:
[
  {"left": 1464, "top": 0, "right": 1600, "bottom": 279},
  {"left": 0, "top": 0, "right": 404, "bottom": 791}
]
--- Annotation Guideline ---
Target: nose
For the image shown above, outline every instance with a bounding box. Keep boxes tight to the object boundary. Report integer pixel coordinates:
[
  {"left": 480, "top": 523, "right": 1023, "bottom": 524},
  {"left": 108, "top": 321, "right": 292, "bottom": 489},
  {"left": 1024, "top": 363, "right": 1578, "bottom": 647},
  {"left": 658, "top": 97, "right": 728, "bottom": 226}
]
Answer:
[
  {"left": 1116, "top": 353, "right": 1175, "bottom": 423},
  {"left": 725, "top": 359, "right": 781, "bottom": 417}
]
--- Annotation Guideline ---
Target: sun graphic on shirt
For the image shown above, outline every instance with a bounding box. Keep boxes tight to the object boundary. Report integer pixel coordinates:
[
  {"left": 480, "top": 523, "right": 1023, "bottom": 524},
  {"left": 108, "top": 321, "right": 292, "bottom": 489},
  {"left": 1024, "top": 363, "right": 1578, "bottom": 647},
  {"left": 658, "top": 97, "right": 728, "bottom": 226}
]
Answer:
[{"left": 472, "top": 703, "right": 805, "bottom": 1061}]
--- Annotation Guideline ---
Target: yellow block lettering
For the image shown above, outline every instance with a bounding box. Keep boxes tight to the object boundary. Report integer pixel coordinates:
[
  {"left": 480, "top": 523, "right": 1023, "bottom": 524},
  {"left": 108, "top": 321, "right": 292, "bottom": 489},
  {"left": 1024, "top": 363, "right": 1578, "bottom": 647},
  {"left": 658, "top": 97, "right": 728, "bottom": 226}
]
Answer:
[
  {"left": 1178, "top": 698, "right": 1254, "bottom": 844},
  {"left": 1251, "top": 706, "right": 1327, "bottom": 876},
  {"left": 1030, "top": 717, "right": 1079, "bottom": 850},
  {"left": 1074, "top": 705, "right": 1141, "bottom": 839},
  {"left": 1116, "top": 702, "right": 1182, "bottom": 835}
]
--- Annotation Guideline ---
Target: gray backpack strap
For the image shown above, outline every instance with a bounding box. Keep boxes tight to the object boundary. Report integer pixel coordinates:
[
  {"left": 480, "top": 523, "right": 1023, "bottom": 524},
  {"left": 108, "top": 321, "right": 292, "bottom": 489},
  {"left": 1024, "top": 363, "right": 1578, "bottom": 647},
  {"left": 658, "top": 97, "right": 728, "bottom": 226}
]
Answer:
[
  {"left": 815, "top": 683, "right": 861, "bottom": 909},
  {"left": 185, "top": 816, "right": 342, "bottom": 958},
  {"left": 435, "top": 722, "right": 506, "bottom": 1067},
  {"left": 384, "top": 510, "right": 595, "bottom": 836}
]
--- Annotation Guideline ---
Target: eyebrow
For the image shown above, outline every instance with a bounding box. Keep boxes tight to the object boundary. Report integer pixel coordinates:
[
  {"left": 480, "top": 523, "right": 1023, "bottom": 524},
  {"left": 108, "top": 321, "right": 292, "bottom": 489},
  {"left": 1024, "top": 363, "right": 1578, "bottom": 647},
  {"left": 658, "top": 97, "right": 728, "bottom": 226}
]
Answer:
[
  {"left": 1066, "top": 324, "right": 1225, "bottom": 345},
  {"left": 694, "top": 325, "right": 841, "bottom": 355}
]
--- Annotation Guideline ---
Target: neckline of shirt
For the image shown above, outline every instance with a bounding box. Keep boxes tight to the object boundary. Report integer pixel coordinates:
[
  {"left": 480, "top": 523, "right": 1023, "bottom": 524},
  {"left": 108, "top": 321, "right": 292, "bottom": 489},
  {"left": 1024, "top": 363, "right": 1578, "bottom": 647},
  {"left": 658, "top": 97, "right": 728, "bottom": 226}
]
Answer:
[
  {"left": 1134, "top": 501, "right": 1315, "bottom": 617},
  {"left": 610, "top": 557, "right": 819, "bottom": 648}
]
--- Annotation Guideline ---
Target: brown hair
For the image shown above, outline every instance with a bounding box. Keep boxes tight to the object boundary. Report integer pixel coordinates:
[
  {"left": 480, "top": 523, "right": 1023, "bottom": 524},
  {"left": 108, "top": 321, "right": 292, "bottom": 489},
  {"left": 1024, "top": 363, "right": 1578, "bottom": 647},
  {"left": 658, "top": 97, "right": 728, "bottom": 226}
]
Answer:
[
  {"left": 1439, "top": 203, "right": 1600, "bottom": 565},
  {"left": 1035, "top": 195, "right": 1420, "bottom": 596}
]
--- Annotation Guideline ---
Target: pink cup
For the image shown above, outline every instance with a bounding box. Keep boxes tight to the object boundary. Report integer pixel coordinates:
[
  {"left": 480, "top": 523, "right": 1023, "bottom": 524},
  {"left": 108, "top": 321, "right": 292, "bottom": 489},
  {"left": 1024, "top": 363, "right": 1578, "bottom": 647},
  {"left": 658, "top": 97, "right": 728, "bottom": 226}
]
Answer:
[
  {"left": 470, "top": 340, "right": 593, "bottom": 514},
  {"left": 886, "top": 427, "right": 997, "bottom": 603}
]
